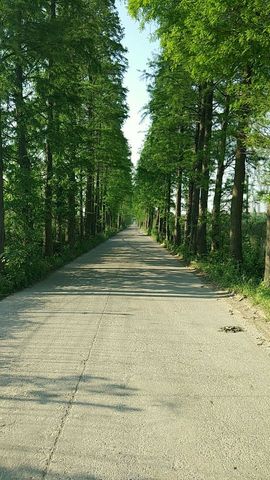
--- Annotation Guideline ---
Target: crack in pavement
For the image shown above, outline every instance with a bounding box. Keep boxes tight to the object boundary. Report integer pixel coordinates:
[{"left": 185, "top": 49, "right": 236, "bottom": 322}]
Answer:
[{"left": 41, "top": 294, "right": 110, "bottom": 479}]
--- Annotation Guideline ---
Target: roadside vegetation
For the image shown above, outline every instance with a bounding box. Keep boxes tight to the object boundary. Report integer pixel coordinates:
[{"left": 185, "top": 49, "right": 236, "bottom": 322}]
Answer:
[
  {"left": 0, "top": 1, "right": 132, "bottom": 296},
  {"left": 128, "top": 0, "right": 270, "bottom": 318}
]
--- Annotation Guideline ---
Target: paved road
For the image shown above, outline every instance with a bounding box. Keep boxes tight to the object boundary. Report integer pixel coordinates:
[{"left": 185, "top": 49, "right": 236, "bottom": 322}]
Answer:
[{"left": 0, "top": 227, "right": 270, "bottom": 480}]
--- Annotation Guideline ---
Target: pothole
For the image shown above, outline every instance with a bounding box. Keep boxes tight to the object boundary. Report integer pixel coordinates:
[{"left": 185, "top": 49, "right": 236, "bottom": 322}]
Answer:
[{"left": 219, "top": 326, "right": 245, "bottom": 333}]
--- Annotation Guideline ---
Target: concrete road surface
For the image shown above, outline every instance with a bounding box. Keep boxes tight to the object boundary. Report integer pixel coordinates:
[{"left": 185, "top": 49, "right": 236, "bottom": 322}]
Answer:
[{"left": 0, "top": 227, "right": 270, "bottom": 480}]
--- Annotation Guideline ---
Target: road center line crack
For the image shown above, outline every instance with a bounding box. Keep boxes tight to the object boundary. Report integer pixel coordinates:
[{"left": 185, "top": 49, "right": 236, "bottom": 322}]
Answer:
[{"left": 42, "top": 294, "right": 110, "bottom": 479}]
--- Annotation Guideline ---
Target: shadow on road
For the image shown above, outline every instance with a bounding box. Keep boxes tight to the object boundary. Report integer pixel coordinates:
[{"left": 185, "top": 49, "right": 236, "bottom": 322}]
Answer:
[
  {"left": 0, "top": 465, "right": 101, "bottom": 480},
  {"left": 0, "top": 373, "right": 141, "bottom": 411},
  {"left": 24, "top": 232, "right": 230, "bottom": 300},
  {"left": 0, "top": 228, "right": 239, "bottom": 480},
  {"left": 0, "top": 465, "right": 155, "bottom": 480},
  {"left": 0, "top": 228, "right": 229, "bottom": 370}
]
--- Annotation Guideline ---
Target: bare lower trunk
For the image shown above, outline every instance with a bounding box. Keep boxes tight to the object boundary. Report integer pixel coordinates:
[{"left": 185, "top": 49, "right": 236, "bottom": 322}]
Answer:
[
  {"left": 190, "top": 85, "right": 206, "bottom": 253},
  {"left": 158, "top": 210, "right": 166, "bottom": 242},
  {"left": 45, "top": 127, "right": 53, "bottom": 256},
  {"left": 211, "top": 95, "right": 230, "bottom": 252},
  {"left": 101, "top": 173, "right": 107, "bottom": 233},
  {"left": 264, "top": 203, "right": 270, "bottom": 285},
  {"left": 79, "top": 168, "right": 84, "bottom": 239},
  {"left": 211, "top": 160, "right": 225, "bottom": 252},
  {"left": 44, "top": 1, "right": 56, "bottom": 256},
  {"left": 155, "top": 209, "right": 160, "bottom": 240},
  {"left": 68, "top": 167, "right": 76, "bottom": 247},
  {"left": 230, "top": 67, "right": 252, "bottom": 264},
  {"left": 230, "top": 132, "right": 246, "bottom": 263},
  {"left": 56, "top": 183, "right": 65, "bottom": 243},
  {"left": 146, "top": 209, "right": 154, "bottom": 234},
  {"left": 185, "top": 180, "right": 193, "bottom": 247},
  {"left": 198, "top": 84, "right": 214, "bottom": 255},
  {"left": 0, "top": 107, "right": 4, "bottom": 266},
  {"left": 166, "top": 175, "right": 171, "bottom": 241},
  {"left": 85, "top": 169, "right": 95, "bottom": 237},
  {"left": 95, "top": 167, "right": 101, "bottom": 233},
  {"left": 15, "top": 61, "right": 33, "bottom": 239},
  {"left": 174, "top": 169, "right": 182, "bottom": 246}
]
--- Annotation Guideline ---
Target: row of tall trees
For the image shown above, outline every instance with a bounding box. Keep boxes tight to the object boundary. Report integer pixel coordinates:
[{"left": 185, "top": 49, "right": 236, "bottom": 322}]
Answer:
[
  {"left": 129, "top": 0, "right": 270, "bottom": 282},
  {"left": 0, "top": 0, "right": 132, "bottom": 279}
]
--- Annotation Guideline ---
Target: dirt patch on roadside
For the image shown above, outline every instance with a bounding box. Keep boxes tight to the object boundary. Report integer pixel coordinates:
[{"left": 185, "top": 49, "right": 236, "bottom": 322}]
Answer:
[
  {"left": 158, "top": 243, "right": 270, "bottom": 347},
  {"left": 187, "top": 262, "right": 270, "bottom": 346},
  {"left": 227, "top": 292, "right": 270, "bottom": 343}
]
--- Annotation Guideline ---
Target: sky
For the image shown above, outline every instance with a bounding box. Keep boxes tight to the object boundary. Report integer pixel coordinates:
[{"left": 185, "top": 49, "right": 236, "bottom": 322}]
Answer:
[{"left": 116, "top": 1, "right": 159, "bottom": 166}]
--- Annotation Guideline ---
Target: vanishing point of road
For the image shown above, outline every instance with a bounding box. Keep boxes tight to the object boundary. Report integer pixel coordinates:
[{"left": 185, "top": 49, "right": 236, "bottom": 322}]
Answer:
[{"left": 0, "top": 227, "right": 270, "bottom": 480}]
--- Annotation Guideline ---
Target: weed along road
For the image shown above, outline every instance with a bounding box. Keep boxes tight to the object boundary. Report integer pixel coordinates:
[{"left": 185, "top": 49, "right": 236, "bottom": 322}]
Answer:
[{"left": 0, "top": 227, "right": 270, "bottom": 480}]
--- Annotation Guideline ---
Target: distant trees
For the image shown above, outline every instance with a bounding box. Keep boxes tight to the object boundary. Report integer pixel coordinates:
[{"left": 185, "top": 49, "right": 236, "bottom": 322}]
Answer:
[
  {"left": 129, "top": 0, "right": 270, "bottom": 279},
  {"left": 0, "top": 0, "right": 132, "bottom": 288}
]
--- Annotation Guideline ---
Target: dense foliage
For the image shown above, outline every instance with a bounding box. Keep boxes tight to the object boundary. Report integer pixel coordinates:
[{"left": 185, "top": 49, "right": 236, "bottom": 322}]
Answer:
[
  {"left": 0, "top": 0, "right": 133, "bottom": 293},
  {"left": 128, "top": 0, "right": 270, "bottom": 289}
]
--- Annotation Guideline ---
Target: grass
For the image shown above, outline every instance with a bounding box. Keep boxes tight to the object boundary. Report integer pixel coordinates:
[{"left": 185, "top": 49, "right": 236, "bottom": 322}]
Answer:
[
  {"left": 193, "top": 256, "right": 270, "bottom": 320},
  {"left": 154, "top": 235, "right": 270, "bottom": 322}
]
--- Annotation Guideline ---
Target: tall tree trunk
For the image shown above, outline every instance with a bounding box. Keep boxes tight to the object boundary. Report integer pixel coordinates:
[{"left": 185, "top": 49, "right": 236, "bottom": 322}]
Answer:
[
  {"left": 79, "top": 167, "right": 84, "bottom": 239},
  {"left": 68, "top": 167, "right": 76, "bottom": 247},
  {"left": 230, "top": 67, "right": 251, "bottom": 264},
  {"left": 230, "top": 132, "right": 246, "bottom": 263},
  {"left": 174, "top": 168, "right": 182, "bottom": 246},
  {"left": 185, "top": 116, "right": 201, "bottom": 248},
  {"left": 198, "top": 84, "right": 214, "bottom": 255},
  {"left": 155, "top": 208, "right": 160, "bottom": 240},
  {"left": 166, "top": 174, "right": 171, "bottom": 241},
  {"left": 184, "top": 180, "right": 193, "bottom": 247},
  {"left": 158, "top": 209, "right": 166, "bottom": 242},
  {"left": 15, "top": 65, "right": 30, "bottom": 173},
  {"left": 85, "top": 168, "right": 95, "bottom": 237},
  {"left": 100, "top": 172, "right": 106, "bottom": 234},
  {"left": 44, "top": 0, "right": 56, "bottom": 256},
  {"left": 14, "top": 10, "right": 33, "bottom": 243},
  {"left": 95, "top": 166, "right": 101, "bottom": 233},
  {"left": 0, "top": 107, "right": 4, "bottom": 267},
  {"left": 106, "top": 209, "right": 112, "bottom": 230},
  {"left": 117, "top": 213, "right": 122, "bottom": 229},
  {"left": 85, "top": 102, "right": 95, "bottom": 238},
  {"left": 44, "top": 117, "right": 53, "bottom": 255},
  {"left": 190, "top": 84, "right": 206, "bottom": 254},
  {"left": 147, "top": 208, "right": 154, "bottom": 234},
  {"left": 245, "top": 173, "right": 249, "bottom": 215},
  {"left": 102, "top": 169, "right": 107, "bottom": 233},
  {"left": 211, "top": 95, "right": 230, "bottom": 252},
  {"left": 264, "top": 203, "right": 270, "bottom": 285},
  {"left": 15, "top": 62, "right": 33, "bottom": 240},
  {"left": 56, "top": 182, "right": 65, "bottom": 243}
]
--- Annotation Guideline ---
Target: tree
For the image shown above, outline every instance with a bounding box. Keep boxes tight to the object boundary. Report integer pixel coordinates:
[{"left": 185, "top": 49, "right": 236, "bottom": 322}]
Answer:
[
  {"left": 0, "top": 105, "right": 4, "bottom": 265},
  {"left": 129, "top": 0, "right": 270, "bottom": 263},
  {"left": 264, "top": 202, "right": 270, "bottom": 285},
  {"left": 0, "top": 0, "right": 132, "bottom": 290}
]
